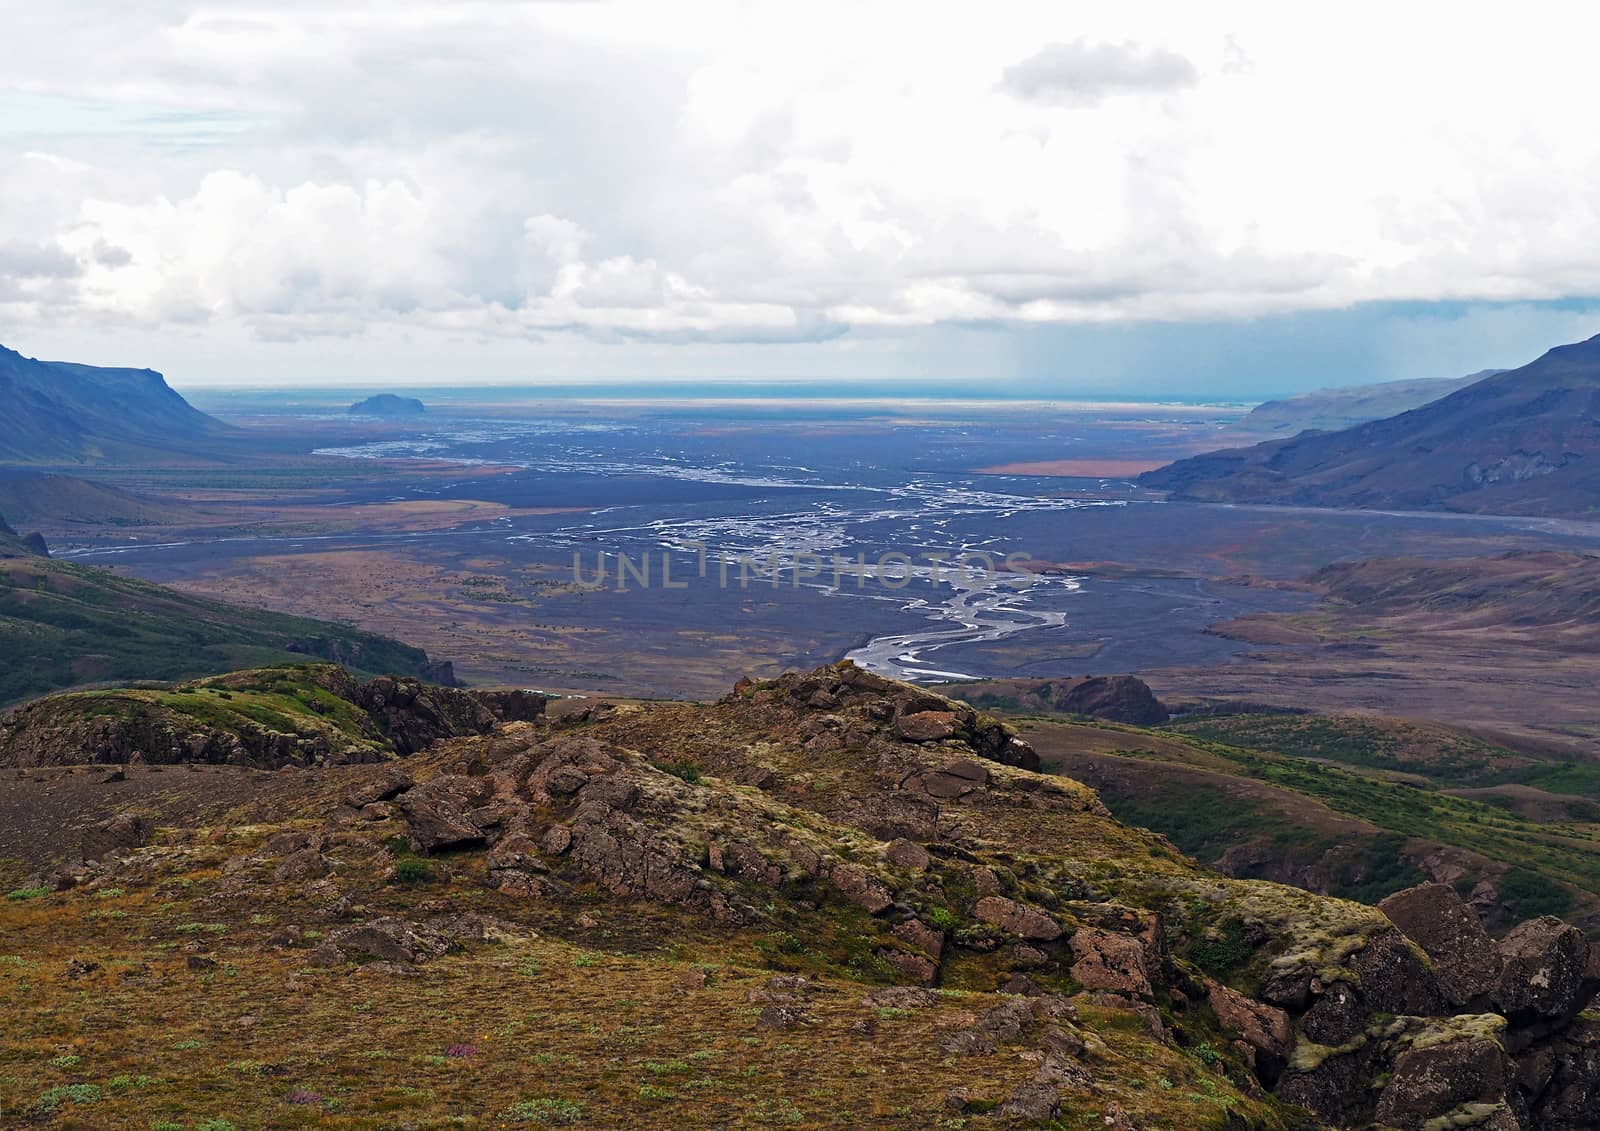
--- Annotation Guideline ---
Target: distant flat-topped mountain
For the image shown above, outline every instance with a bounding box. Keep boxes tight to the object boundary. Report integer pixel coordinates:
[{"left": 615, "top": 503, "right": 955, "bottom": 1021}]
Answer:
[
  {"left": 1142, "top": 333, "right": 1600, "bottom": 516},
  {"left": 1238, "top": 370, "right": 1502, "bottom": 434},
  {"left": 0, "top": 344, "right": 235, "bottom": 465},
  {"left": 349, "top": 393, "right": 426, "bottom": 417}
]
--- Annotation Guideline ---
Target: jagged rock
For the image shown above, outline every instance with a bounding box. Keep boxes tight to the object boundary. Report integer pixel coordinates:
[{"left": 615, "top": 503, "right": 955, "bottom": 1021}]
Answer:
[
  {"left": 715, "top": 842, "right": 783, "bottom": 887},
  {"left": 977, "top": 996, "right": 1039, "bottom": 1041},
  {"left": 941, "top": 1029, "right": 996, "bottom": 1056},
  {"left": 863, "top": 986, "right": 939, "bottom": 1010},
  {"left": 541, "top": 826, "right": 572, "bottom": 856},
  {"left": 903, "top": 758, "right": 990, "bottom": 800},
  {"left": 546, "top": 765, "right": 590, "bottom": 796},
  {"left": 996, "top": 1082, "right": 1061, "bottom": 1122},
  {"left": 755, "top": 1003, "right": 809, "bottom": 1030},
  {"left": 1069, "top": 927, "right": 1154, "bottom": 999},
  {"left": 1300, "top": 981, "right": 1366, "bottom": 1047},
  {"left": 1299, "top": 928, "right": 1446, "bottom": 1045},
  {"left": 1355, "top": 928, "right": 1447, "bottom": 1017},
  {"left": 970, "top": 866, "right": 1003, "bottom": 896},
  {"left": 471, "top": 689, "right": 547, "bottom": 723},
  {"left": 344, "top": 765, "right": 414, "bottom": 809},
  {"left": 893, "top": 710, "right": 958, "bottom": 742},
  {"left": 1373, "top": 1039, "right": 1518, "bottom": 1131},
  {"left": 892, "top": 918, "right": 945, "bottom": 958},
  {"left": 1493, "top": 917, "right": 1590, "bottom": 1023},
  {"left": 828, "top": 862, "right": 893, "bottom": 914},
  {"left": 975, "top": 896, "right": 1064, "bottom": 942},
  {"left": 395, "top": 774, "right": 496, "bottom": 852},
  {"left": 883, "top": 838, "right": 930, "bottom": 872},
  {"left": 273, "top": 848, "right": 329, "bottom": 882},
  {"left": 79, "top": 813, "right": 152, "bottom": 863},
  {"left": 1523, "top": 1015, "right": 1600, "bottom": 1129},
  {"left": 1380, "top": 882, "right": 1501, "bottom": 1007},
  {"left": 569, "top": 806, "right": 708, "bottom": 909},
  {"left": 1001, "top": 974, "right": 1042, "bottom": 996},
  {"left": 882, "top": 949, "right": 938, "bottom": 984},
  {"left": 322, "top": 918, "right": 456, "bottom": 966},
  {"left": 1205, "top": 979, "right": 1294, "bottom": 1084},
  {"left": 260, "top": 829, "right": 320, "bottom": 857}
]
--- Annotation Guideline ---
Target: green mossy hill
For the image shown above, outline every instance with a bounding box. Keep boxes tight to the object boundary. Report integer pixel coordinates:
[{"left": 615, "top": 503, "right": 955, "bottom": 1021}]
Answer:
[
  {"left": 0, "top": 556, "right": 446, "bottom": 705},
  {"left": 1024, "top": 714, "right": 1596, "bottom": 934},
  {"left": 0, "top": 663, "right": 544, "bottom": 769}
]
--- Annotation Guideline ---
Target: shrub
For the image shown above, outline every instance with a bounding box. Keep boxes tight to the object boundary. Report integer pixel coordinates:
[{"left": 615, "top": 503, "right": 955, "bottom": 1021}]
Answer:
[
  {"left": 33, "top": 1083, "right": 101, "bottom": 1113},
  {"left": 1499, "top": 866, "right": 1574, "bottom": 920},
  {"left": 391, "top": 857, "right": 436, "bottom": 886},
  {"left": 508, "top": 1097, "right": 585, "bottom": 1125}
]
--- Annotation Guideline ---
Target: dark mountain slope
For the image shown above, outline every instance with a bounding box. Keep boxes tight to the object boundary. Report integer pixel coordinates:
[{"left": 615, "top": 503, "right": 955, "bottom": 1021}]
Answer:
[
  {"left": 0, "top": 471, "right": 195, "bottom": 528},
  {"left": 1141, "top": 334, "right": 1600, "bottom": 516},
  {"left": 0, "top": 344, "right": 237, "bottom": 465}
]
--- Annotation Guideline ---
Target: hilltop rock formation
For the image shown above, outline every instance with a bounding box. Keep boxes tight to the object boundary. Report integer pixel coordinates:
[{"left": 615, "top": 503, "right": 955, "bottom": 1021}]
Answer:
[
  {"left": 379, "top": 664, "right": 1600, "bottom": 1128},
  {"left": 9, "top": 661, "right": 1600, "bottom": 1127},
  {"left": 0, "top": 665, "right": 544, "bottom": 769}
]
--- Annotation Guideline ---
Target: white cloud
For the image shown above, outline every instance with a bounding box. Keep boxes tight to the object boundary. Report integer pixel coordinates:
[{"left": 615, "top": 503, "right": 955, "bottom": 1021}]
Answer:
[
  {"left": 998, "top": 40, "right": 1198, "bottom": 106},
  {"left": 4, "top": 0, "right": 1600, "bottom": 378}
]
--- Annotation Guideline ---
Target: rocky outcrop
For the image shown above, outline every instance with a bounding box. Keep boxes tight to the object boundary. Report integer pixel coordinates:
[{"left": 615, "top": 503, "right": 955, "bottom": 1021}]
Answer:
[
  {"left": 1373, "top": 1038, "right": 1521, "bottom": 1131},
  {"left": 1068, "top": 927, "right": 1156, "bottom": 999},
  {"left": 78, "top": 813, "right": 152, "bottom": 864},
  {"left": 0, "top": 665, "right": 546, "bottom": 769},
  {"left": 975, "top": 896, "right": 1064, "bottom": 942},
  {"left": 1205, "top": 979, "right": 1294, "bottom": 1085},
  {"left": 1269, "top": 883, "right": 1600, "bottom": 1128},
  {"left": 1381, "top": 882, "right": 1501, "bottom": 1007},
  {"left": 1492, "top": 918, "right": 1591, "bottom": 1026},
  {"left": 942, "top": 674, "right": 1169, "bottom": 725},
  {"left": 733, "top": 663, "right": 1041, "bottom": 772},
  {"left": 22, "top": 663, "right": 1600, "bottom": 1130}
]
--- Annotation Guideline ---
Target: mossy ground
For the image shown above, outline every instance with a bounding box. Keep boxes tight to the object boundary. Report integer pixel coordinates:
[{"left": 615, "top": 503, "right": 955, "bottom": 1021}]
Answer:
[
  {"left": 0, "top": 819, "right": 1301, "bottom": 1131},
  {"left": 0, "top": 691, "right": 1333, "bottom": 1131}
]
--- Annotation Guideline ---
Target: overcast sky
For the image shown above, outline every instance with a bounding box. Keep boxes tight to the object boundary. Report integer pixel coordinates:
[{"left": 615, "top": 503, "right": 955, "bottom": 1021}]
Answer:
[{"left": 4, "top": 1, "right": 1600, "bottom": 393}]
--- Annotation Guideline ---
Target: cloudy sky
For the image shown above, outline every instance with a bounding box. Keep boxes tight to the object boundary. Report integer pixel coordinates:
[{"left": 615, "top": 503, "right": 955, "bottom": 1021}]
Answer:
[{"left": 4, "top": 1, "right": 1600, "bottom": 393}]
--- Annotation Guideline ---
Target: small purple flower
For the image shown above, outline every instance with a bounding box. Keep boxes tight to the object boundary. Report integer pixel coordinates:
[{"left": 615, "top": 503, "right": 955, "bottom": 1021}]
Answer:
[
  {"left": 286, "top": 1088, "right": 323, "bottom": 1105},
  {"left": 445, "top": 1043, "right": 478, "bottom": 1059}
]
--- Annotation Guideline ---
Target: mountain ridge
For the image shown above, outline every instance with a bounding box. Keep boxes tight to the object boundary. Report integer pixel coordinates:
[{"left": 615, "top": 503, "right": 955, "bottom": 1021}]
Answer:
[
  {"left": 0, "top": 343, "right": 237, "bottom": 465},
  {"left": 1141, "top": 334, "right": 1600, "bottom": 516},
  {"left": 1239, "top": 370, "right": 1502, "bottom": 434}
]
